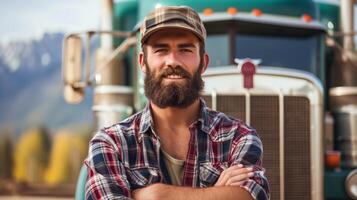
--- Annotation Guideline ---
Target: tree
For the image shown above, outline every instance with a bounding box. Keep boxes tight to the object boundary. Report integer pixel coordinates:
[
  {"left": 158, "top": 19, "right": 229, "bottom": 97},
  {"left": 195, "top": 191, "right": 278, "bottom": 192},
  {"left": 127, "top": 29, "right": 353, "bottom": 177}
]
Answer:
[
  {"left": 13, "top": 127, "right": 50, "bottom": 183},
  {"left": 45, "top": 130, "right": 89, "bottom": 184},
  {"left": 0, "top": 130, "right": 13, "bottom": 180}
]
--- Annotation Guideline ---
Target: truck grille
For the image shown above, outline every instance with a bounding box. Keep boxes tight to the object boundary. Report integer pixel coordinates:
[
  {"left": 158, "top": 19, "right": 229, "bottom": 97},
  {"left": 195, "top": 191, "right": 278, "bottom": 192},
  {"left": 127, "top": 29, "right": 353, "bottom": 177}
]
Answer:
[{"left": 202, "top": 95, "right": 311, "bottom": 200}]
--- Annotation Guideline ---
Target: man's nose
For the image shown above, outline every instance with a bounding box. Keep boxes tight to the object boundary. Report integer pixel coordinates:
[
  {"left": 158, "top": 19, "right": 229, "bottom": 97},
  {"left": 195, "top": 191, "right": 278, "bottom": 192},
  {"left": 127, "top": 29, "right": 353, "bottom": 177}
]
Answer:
[{"left": 165, "top": 51, "right": 182, "bottom": 68}]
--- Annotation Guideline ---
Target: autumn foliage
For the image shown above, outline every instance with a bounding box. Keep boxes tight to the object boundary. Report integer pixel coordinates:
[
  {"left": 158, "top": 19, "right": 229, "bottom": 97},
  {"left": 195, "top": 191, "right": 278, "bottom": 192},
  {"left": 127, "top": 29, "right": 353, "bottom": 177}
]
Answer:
[
  {"left": 13, "top": 127, "right": 50, "bottom": 183},
  {"left": 11, "top": 126, "right": 91, "bottom": 185},
  {"left": 45, "top": 130, "right": 89, "bottom": 184}
]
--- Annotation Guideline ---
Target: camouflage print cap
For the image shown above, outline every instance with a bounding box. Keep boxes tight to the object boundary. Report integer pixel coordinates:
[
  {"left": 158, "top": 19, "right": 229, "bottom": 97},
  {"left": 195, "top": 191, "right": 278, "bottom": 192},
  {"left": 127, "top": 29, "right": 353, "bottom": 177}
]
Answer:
[{"left": 140, "top": 6, "right": 206, "bottom": 44}]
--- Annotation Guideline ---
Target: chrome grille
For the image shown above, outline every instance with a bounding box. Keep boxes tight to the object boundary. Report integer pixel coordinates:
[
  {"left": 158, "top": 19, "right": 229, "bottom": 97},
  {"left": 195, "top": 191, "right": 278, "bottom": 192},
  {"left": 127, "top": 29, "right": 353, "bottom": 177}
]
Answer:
[
  {"left": 284, "top": 97, "right": 311, "bottom": 200},
  {"left": 203, "top": 94, "right": 311, "bottom": 199},
  {"left": 251, "top": 96, "right": 280, "bottom": 200},
  {"left": 203, "top": 95, "right": 245, "bottom": 121}
]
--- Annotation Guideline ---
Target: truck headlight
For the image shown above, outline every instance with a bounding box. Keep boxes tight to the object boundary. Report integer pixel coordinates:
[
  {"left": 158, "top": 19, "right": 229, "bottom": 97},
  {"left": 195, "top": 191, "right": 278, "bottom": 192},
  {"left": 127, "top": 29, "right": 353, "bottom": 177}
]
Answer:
[{"left": 346, "top": 169, "right": 357, "bottom": 200}]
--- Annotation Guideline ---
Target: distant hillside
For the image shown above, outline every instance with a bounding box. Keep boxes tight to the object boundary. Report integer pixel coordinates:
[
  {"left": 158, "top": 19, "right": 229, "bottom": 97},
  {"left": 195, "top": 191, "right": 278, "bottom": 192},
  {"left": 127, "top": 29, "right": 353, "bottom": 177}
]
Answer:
[{"left": 0, "top": 33, "right": 93, "bottom": 136}]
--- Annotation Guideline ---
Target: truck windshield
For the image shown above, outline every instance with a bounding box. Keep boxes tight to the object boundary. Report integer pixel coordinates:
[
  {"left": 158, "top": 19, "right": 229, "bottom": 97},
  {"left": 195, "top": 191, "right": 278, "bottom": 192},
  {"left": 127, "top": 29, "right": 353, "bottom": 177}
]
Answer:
[
  {"left": 235, "top": 34, "right": 319, "bottom": 73},
  {"left": 205, "top": 33, "right": 320, "bottom": 74},
  {"left": 206, "top": 34, "right": 230, "bottom": 67}
]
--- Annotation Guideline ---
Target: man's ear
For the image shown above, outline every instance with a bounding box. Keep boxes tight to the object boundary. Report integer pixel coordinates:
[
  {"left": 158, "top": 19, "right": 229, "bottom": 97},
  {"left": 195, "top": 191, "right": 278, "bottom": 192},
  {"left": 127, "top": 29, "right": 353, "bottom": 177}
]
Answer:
[
  {"left": 139, "top": 51, "right": 146, "bottom": 73},
  {"left": 201, "top": 53, "right": 209, "bottom": 74}
]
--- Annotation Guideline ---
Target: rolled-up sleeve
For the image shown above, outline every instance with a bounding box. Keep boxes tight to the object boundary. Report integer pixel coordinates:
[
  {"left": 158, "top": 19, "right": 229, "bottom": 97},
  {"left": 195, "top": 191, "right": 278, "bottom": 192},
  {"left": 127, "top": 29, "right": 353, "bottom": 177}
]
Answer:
[
  {"left": 230, "top": 131, "right": 270, "bottom": 200},
  {"left": 85, "top": 130, "right": 132, "bottom": 200}
]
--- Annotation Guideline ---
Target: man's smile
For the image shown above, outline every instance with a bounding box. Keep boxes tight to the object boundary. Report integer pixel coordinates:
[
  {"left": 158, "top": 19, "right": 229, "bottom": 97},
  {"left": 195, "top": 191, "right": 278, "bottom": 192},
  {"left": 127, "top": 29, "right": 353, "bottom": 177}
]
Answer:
[{"left": 164, "top": 74, "right": 185, "bottom": 79}]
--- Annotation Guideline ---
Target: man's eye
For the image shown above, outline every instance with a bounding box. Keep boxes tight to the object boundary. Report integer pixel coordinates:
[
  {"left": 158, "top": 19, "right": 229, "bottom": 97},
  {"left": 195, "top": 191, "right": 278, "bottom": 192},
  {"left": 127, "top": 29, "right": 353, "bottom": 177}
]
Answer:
[
  {"left": 181, "top": 49, "right": 193, "bottom": 53},
  {"left": 154, "top": 49, "right": 168, "bottom": 53}
]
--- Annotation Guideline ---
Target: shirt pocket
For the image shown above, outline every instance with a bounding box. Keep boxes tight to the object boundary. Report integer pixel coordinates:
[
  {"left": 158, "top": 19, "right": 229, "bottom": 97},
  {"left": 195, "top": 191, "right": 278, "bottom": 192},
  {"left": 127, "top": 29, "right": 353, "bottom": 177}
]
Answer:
[
  {"left": 125, "top": 166, "right": 160, "bottom": 190},
  {"left": 199, "top": 162, "right": 228, "bottom": 188}
]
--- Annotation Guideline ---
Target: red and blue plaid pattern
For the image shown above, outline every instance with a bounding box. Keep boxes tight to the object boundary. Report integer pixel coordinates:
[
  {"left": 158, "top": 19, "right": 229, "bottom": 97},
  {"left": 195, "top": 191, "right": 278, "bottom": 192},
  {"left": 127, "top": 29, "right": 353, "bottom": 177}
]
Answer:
[{"left": 85, "top": 99, "right": 269, "bottom": 199}]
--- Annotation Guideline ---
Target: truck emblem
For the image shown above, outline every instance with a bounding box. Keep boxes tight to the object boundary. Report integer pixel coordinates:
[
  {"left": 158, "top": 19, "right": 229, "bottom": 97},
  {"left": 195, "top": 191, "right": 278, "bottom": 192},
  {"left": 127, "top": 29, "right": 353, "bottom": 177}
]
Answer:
[{"left": 234, "top": 58, "right": 261, "bottom": 89}]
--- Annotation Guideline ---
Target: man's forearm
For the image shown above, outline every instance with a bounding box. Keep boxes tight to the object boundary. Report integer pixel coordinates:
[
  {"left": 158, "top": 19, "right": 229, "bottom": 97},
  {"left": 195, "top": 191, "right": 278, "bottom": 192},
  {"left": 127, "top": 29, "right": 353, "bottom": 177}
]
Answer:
[{"left": 133, "top": 183, "right": 253, "bottom": 200}]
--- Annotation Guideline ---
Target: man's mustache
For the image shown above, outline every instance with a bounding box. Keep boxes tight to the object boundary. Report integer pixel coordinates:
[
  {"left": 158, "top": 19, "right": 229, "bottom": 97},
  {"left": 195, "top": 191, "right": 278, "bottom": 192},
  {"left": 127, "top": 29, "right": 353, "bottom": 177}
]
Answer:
[{"left": 159, "top": 66, "right": 192, "bottom": 79}]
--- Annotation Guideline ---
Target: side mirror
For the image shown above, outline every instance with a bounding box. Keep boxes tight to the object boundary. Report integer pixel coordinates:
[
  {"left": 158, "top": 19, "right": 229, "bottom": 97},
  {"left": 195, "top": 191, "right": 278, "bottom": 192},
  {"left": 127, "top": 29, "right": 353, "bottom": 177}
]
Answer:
[
  {"left": 61, "top": 31, "right": 135, "bottom": 104},
  {"left": 63, "top": 35, "right": 82, "bottom": 85},
  {"left": 62, "top": 34, "right": 85, "bottom": 104}
]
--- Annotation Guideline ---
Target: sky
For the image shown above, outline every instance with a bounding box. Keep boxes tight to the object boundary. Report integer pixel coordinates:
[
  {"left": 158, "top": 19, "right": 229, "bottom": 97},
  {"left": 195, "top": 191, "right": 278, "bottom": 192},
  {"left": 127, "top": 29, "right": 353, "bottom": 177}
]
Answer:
[
  {"left": 0, "top": 0, "right": 101, "bottom": 44},
  {"left": 0, "top": 0, "right": 356, "bottom": 45}
]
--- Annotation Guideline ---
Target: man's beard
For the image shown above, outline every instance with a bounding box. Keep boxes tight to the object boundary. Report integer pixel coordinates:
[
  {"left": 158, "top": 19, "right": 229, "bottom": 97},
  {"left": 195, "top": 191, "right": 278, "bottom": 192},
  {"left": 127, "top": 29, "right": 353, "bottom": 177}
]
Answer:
[{"left": 144, "top": 59, "right": 204, "bottom": 108}]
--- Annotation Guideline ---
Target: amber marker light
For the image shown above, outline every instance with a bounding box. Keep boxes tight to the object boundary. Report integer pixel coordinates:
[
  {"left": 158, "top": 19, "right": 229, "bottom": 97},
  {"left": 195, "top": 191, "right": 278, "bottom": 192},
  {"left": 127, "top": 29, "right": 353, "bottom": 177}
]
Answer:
[
  {"left": 252, "top": 8, "right": 262, "bottom": 17},
  {"left": 203, "top": 8, "right": 213, "bottom": 16},
  {"left": 302, "top": 14, "right": 312, "bottom": 23},
  {"left": 227, "top": 7, "right": 238, "bottom": 15},
  {"left": 325, "top": 150, "right": 341, "bottom": 169}
]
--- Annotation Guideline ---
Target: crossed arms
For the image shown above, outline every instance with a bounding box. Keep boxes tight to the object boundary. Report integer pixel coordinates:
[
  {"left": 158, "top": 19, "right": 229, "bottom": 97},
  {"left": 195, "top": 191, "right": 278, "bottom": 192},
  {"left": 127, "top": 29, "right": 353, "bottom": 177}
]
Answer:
[
  {"left": 85, "top": 130, "right": 269, "bottom": 200},
  {"left": 132, "top": 164, "right": 255, "bottom": 200}
]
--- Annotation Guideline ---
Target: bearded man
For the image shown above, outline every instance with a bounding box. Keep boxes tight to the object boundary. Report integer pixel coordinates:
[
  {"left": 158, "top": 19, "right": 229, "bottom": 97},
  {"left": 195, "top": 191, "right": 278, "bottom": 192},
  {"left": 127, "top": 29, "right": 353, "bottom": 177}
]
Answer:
[{"left": 85, "top": 6, "right": 269, "bottom": 200}]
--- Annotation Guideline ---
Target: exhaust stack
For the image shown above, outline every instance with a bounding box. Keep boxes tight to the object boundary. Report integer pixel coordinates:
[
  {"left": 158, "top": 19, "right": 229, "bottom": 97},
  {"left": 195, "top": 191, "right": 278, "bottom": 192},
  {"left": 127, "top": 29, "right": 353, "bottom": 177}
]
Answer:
[
  {"left": 340, "top": 0, "right": 355, "bottom": 51},
  {"left": 93, "top": 0, "right": 134, "bottom": 131},
  {"left": 100, "top": 0, "right": 113, "bottom": 49}
]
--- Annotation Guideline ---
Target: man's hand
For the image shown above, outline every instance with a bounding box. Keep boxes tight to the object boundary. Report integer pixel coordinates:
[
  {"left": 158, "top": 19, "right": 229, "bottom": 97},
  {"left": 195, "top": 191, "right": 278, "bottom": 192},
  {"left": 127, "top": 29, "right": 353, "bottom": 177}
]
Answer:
[{"left": 215, "top": 164, "right": 254, "bottom": 186}]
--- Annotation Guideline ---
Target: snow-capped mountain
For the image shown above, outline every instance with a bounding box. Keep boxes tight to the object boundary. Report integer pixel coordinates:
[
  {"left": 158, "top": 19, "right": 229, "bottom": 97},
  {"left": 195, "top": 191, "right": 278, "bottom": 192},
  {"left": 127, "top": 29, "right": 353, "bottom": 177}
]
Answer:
[
  {"left": 0, "top": 32, "right": 93, "bottom": 136},
  {"left": 0, "top": 33, "right": 63, "bottom": 72}
]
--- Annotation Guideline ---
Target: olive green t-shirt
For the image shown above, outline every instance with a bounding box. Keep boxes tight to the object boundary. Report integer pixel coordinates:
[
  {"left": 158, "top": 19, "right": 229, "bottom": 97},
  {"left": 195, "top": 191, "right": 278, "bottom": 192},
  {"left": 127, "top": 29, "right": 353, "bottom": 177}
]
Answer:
[{"left": 161, "top": 149, "right": 185, "bottom": 186}]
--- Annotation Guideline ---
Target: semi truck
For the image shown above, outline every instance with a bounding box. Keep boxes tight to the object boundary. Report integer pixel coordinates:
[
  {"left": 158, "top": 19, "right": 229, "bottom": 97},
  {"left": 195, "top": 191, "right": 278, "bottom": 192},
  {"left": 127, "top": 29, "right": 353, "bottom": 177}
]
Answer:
[{"left": 61, "top": 0, "right": 357, "bottom": 199}]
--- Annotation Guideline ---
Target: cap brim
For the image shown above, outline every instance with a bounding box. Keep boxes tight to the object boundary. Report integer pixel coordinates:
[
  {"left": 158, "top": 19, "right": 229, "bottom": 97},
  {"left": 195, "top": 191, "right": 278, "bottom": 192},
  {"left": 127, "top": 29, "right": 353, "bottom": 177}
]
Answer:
[{"left": 141, "top": 23, "right": 204, "bottom": 44}]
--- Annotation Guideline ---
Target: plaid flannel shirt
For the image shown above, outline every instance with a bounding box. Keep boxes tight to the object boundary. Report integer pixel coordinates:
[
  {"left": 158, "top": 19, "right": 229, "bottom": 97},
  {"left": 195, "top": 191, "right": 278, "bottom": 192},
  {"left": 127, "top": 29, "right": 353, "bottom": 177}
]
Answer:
[{"left": 85, "top": 99, "right": 269, "bottom": 199}]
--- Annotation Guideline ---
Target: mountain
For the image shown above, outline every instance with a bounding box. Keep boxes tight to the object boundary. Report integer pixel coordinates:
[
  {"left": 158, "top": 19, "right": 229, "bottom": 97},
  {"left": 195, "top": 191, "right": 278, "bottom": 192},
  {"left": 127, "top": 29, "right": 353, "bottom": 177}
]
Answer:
[
  {"left": 0, "top": 33, "right": 93, "bottom": 136},
  {"left": 0, "top": 33, "right": 63, "bottom": 72}
]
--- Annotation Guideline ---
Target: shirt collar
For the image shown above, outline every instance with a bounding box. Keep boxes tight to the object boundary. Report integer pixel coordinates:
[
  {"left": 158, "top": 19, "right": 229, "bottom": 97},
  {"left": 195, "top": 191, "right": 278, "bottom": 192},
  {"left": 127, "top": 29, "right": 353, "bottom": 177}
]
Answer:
[
  {"left": 139, "top": 103, "right": 154, "bottom": 135},
  {"left": 197, "top": 98, "right": 212, "bottom": 134},
  {"left": 138, "top": 98, "right": 214, "bottom": 139}
]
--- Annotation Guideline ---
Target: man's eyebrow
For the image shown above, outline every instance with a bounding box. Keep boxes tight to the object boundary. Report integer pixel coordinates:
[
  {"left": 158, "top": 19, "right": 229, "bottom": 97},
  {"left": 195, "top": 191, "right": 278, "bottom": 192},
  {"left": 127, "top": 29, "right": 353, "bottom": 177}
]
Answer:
[
  {"left": 151, "top": 43, "right": 196, "bottom": 49},
  {"left": 152, "top": 43, "right": 169, "bottom": 48},
  {"left": 178, "top": 43, "right": 196, "bottom": 48}
]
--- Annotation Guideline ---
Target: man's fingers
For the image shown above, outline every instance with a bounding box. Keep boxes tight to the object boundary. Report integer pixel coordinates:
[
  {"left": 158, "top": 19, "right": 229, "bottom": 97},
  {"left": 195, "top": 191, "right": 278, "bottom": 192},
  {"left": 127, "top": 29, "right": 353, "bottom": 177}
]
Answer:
[
  {"left": 222, "top": 166, "right": 253, "bottom": 180},
  {"left": 215, "top": 164, "right": 243, "bottom": 185},
  {"left": 225, "top": 172, "right": 254, "bottom": 186},
  {"left": 215, "top": 165, "right": 254, "bottom": 186},
  {"left": 215, "top": 171, "right": 231, "bottom": 186},
  {"left": 225, "top": 164, "right": 253, "bottom": 175},
  {"left": 229, "top": 167, "right": 253, "bottom": 177}
]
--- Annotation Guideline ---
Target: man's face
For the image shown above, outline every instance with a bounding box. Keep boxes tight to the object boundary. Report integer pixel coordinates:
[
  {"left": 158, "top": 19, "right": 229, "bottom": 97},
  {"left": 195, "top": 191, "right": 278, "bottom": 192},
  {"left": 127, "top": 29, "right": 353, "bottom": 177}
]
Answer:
[{"left": 139, "top": 28, "right": 208, "bottom": 108}]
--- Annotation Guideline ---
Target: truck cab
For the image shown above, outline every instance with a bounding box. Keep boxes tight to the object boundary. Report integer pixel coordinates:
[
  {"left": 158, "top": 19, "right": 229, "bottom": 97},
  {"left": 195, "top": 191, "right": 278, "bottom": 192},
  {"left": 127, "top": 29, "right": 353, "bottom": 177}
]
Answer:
[
  {"left": 200, "top": 9, "right": 326, "bottom": 200},
  {"left": 62, "top": 1, "right": 357, "bottom": 199}
]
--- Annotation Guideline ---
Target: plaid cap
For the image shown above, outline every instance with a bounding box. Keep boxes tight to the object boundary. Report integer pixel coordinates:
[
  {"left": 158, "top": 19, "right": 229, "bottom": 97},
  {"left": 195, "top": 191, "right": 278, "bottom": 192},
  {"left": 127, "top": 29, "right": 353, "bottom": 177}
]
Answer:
[{"left": 140, "top": 6, "right": 206, "bottom": 44}]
